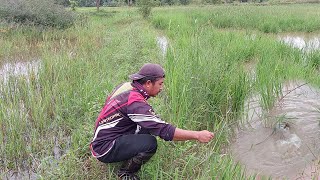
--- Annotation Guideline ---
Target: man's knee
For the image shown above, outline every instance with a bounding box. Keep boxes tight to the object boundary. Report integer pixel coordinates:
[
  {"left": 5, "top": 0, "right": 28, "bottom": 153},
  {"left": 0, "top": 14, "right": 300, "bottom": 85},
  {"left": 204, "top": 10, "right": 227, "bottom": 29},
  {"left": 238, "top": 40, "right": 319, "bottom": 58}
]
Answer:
[{"left": 145, "top": 135, "right": 157, "bottom": 153}]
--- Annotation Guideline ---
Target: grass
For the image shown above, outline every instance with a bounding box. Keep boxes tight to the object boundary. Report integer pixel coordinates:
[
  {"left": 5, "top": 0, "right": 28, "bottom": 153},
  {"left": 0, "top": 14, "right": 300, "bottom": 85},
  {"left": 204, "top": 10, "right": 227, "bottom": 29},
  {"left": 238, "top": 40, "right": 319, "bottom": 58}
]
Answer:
[
  {"left": 1, "top": 4, "right": 320, "bottom": 179},
  {"left": 153, "top": 4, "right": 320, "bottom": 33},
  {"left": 0, "top": 7, "right": 161, "bottom": 179}
]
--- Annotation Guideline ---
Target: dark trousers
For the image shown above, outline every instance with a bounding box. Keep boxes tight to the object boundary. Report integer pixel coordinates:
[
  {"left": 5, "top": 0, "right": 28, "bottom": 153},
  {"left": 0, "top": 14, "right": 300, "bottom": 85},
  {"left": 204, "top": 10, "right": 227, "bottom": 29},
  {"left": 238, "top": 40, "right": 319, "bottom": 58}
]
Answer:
[{"left": 98, "top": 134, "right": 157, "bottom": 163}]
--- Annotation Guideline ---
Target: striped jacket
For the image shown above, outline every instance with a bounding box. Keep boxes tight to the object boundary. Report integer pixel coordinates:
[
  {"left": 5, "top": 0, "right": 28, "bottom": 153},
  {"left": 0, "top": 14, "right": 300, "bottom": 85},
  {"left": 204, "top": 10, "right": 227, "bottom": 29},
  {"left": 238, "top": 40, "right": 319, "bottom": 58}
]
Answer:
[{"left": 90, "top": 81, "right": 176, "bottom": 158}]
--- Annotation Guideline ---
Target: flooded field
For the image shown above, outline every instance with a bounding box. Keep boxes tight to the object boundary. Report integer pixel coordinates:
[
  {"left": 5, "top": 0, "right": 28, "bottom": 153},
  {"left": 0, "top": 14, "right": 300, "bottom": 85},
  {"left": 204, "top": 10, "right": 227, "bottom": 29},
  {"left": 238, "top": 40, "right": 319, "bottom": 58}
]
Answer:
[
  {"left": 279, "top": 34, "right": 320, "bottom": 52},
  {"left": 231, "top": 81, "right": 320, "bottom": 179},
  {"left": 2, "top": 5, "right": 320, "bottom": 179},
  {"left": 157, "top": 36, "right": 168, "bottom": 57},
  {"left": 0, "top": 60, "right": 71, "bottom": 180},
  {"left": 0, "top": 60, "right": 40, "bottom": 84}
]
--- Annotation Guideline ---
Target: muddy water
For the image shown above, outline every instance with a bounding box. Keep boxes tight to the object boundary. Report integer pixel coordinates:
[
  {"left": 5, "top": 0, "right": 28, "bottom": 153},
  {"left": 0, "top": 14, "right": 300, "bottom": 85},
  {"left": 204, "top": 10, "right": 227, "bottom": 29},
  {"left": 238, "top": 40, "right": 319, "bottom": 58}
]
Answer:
[
  {"left": 157, "top": 36, "right": 168, "bottom": 57},
  {"left": 279, "top": 34, "right": 320, "bottom": 52},
  {"left": 231, "top": 81, "right": 320, "bottom": 179},
  {"left": 0, "top": 60, "right": 41, "bottom": 84},
  {"left": 0, "top": 61, "right": 40, "bottom": 180}
]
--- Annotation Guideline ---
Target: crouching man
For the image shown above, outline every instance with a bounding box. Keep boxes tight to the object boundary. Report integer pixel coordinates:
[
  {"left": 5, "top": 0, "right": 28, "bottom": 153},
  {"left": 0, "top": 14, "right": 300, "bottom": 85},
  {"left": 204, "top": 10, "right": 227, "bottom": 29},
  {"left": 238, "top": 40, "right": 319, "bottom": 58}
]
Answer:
[{"left": 90, "top": 63, "right": 214, "bottom": 180}]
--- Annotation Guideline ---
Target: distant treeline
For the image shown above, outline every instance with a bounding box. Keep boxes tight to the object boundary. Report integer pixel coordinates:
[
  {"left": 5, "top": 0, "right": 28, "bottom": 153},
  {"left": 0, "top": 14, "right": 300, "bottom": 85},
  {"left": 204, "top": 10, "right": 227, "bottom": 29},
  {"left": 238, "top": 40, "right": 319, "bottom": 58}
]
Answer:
[
  {"left": 55, "top": 0, "right": 199, "bottom": 6},
  {"left": 1, "top": 0, "right": 319, "bottom": 29},
  {"left": 54, "top": 0, "right": 252, "bottom": 7},
  {"left": 55, "top": 0, "right": 320, "bottom": 7}
]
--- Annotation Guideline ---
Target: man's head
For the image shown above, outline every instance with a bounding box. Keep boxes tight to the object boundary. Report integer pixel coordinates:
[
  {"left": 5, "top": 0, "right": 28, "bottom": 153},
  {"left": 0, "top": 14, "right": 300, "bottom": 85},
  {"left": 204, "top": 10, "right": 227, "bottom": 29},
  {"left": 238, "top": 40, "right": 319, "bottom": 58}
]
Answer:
[{"left": 129, "top": 63, "right": 165, "bottom": 97}]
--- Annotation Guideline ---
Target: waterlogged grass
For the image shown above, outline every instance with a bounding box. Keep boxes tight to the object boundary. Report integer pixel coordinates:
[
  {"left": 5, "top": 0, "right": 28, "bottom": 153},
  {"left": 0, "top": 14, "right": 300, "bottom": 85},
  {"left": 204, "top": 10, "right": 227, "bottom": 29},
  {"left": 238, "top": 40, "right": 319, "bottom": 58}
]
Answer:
[
  {"left": 152, "top": 5, "right": 320, "bottom": 110},
  {"left": 1, "top": 5, "right": 320, "bottom": 180},
  {"left": 0, "top": 7, "right": 161, "bottom": 179},
  {"left": 153, "top": 4, "right": 320, "bottom": 33},
  {"left": 151, "top": 5, "right": 320, "bottom": 178}
]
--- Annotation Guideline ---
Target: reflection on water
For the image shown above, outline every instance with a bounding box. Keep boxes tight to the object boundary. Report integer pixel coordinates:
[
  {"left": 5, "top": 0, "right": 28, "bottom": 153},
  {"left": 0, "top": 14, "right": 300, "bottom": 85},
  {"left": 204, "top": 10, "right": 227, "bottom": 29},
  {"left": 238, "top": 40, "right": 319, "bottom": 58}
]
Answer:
[
  {"left": 157, "top": 36, "right": 168, "bottom": 57},
  {"left": 231, "top": 81, "right": 320, "bottom": 179},
  {"left": 279, "top": 35, "right": 320, "bottom": 52},
  {"left": 0, "top": 60, "right": 41, "bottom": 179},
  {"left": 0, "top": 60, "right": 41, "bottom": 84}
]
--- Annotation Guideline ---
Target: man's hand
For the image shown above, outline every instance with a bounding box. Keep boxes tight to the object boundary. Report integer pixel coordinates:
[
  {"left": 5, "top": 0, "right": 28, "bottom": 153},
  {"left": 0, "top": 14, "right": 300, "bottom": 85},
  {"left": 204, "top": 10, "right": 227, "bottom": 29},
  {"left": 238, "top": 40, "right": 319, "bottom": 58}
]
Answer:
[
  {"left": 196, "top": 130, "right": 214, "bottom": 143},
  {"left": 173, "top": 128, "right": 214, "bottom": 142}
]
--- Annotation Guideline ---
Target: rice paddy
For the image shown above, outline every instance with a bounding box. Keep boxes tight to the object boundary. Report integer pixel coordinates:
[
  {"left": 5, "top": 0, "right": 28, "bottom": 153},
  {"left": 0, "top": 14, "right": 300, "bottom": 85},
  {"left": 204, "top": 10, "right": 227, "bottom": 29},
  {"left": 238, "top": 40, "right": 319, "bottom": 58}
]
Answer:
[{"left": 1, "top": 4, "right": 320, "bottom": 179}]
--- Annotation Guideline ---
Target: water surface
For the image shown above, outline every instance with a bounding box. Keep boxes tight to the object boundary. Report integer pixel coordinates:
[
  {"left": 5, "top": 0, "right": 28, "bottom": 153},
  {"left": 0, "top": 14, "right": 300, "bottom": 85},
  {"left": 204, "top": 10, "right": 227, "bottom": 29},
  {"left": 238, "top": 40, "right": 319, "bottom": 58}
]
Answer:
[
  {"left": 279, "top": 34, "right": 320, "bottom": 52},
  {"left": 157, "top": 36, "right": 168, "bottom": 57},
  {"left": 0, "top": 60, "right": 40, "bottom": 84},
  {"left": 231, "top": 81, "right": 320, "bottom": 179}
]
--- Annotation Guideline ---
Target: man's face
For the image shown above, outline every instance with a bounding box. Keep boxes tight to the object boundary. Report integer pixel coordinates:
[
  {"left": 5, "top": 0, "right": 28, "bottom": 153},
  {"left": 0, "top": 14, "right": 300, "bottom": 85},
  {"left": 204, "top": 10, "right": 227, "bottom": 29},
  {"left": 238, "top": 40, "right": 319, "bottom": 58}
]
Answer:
[{"left": 145, "top": 78, "right": 164, "bottom": 97}]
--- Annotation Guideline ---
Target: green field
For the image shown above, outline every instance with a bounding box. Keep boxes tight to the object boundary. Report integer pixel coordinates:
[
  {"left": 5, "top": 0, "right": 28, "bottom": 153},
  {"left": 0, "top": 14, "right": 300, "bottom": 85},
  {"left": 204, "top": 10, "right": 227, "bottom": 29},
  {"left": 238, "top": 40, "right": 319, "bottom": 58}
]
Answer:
[{"left": 1, "top": 4, "right": 320, "bottom": 179}]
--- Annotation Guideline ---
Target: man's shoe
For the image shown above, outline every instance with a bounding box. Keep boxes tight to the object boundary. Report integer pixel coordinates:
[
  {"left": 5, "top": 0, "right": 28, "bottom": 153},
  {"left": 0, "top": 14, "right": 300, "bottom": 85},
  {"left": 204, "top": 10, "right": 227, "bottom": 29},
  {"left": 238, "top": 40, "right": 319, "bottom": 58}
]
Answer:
[{"left": 118, "top": 172, "right": 140, "bottom": 180}]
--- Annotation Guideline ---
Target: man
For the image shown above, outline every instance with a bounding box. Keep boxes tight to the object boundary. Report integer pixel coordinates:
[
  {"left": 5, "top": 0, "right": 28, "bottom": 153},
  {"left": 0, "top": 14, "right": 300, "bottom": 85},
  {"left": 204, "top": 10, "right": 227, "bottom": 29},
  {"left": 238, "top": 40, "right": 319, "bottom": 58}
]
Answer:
[{"left": 90, "top": 63, "right": 214, "bottom": 180}]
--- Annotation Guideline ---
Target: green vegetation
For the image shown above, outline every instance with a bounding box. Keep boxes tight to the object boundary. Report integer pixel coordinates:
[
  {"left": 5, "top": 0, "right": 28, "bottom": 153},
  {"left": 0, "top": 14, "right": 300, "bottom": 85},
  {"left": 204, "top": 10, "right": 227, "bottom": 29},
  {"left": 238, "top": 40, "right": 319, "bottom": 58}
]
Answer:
[
  {"left": 137, "top": 0, "right": 155, "bottom": 18},
  {"left": 152, "top": 5, "right": 320, "bottom": 33},
  {"left": 1, "top": 4, "right": 320, "bottom": 179},
  {"left": 0, "top": 0, "right": 76, "bottom": 28},
  {"left": 56, "top": 0, "right": 320, "bottom": 7},
  {"left": 70, "top": 0, "right": 79, "bottom": 11}
]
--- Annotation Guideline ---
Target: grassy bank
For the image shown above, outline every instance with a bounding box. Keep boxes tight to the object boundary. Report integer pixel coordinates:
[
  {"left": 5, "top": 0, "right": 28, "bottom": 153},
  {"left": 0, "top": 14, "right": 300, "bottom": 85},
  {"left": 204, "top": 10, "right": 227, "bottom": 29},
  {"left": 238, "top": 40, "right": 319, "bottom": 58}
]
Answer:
[
  {"left": 1, "top": 7, "right": 161, "bottom": 179},
  {"left": 1, "top": 4, "right": 320, "bottom": 179}
]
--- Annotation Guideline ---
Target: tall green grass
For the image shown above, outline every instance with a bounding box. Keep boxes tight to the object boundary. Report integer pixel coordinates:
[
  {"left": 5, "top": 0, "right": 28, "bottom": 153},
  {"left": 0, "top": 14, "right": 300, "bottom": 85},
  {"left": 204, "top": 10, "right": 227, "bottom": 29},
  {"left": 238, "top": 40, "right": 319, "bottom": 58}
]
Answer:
[
  {"left": 0, "top": 8, "right": 161, "bottom": 179},
  {"left": 151, "top": 5, "right": 320, "bottom": 178},
  {"left": 1, "top": 5, "right": 320, "bottom": 179},
  {"left": 153, "top": 4, "right": 320, "bottom": 33}
]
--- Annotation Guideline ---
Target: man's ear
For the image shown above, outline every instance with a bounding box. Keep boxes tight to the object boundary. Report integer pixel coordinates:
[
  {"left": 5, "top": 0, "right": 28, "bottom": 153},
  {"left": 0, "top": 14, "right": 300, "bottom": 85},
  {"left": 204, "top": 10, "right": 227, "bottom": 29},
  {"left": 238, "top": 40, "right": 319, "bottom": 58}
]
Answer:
[{"left": 145, "top": 80, "right": 152, "bottom": 88}]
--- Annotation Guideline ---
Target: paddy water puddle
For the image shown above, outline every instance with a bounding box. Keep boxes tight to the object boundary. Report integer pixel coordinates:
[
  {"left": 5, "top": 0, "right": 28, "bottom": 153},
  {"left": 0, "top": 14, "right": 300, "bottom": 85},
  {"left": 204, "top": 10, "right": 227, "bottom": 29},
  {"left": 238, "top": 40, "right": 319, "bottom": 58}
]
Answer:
[
  {"left": 279, "top": 34, "right": 320, "bottom": 52},
  {"left": 231, "top": 81, "right": 320, "bottom": 179},
  {"left": 157, "top": 36, "right": 168, "bottom": 57},
  {"left": 0, "top": 60, "right": 40, "bottom": 84}
]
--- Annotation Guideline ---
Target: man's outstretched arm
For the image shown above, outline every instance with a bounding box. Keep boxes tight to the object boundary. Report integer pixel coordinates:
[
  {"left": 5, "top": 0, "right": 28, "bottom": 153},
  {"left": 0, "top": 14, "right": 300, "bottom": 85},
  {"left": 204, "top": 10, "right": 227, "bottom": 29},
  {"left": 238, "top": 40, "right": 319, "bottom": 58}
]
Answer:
[{"left": 173, "top": 128, "right": 214, "bottom": 143}]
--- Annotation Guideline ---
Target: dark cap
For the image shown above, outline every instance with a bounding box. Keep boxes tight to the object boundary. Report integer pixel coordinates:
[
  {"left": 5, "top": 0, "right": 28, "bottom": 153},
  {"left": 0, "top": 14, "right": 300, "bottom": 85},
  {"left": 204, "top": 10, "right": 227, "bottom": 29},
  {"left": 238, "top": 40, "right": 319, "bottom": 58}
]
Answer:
[{"left": 129, "top": 63, "right": 165, "bottom": 80}]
